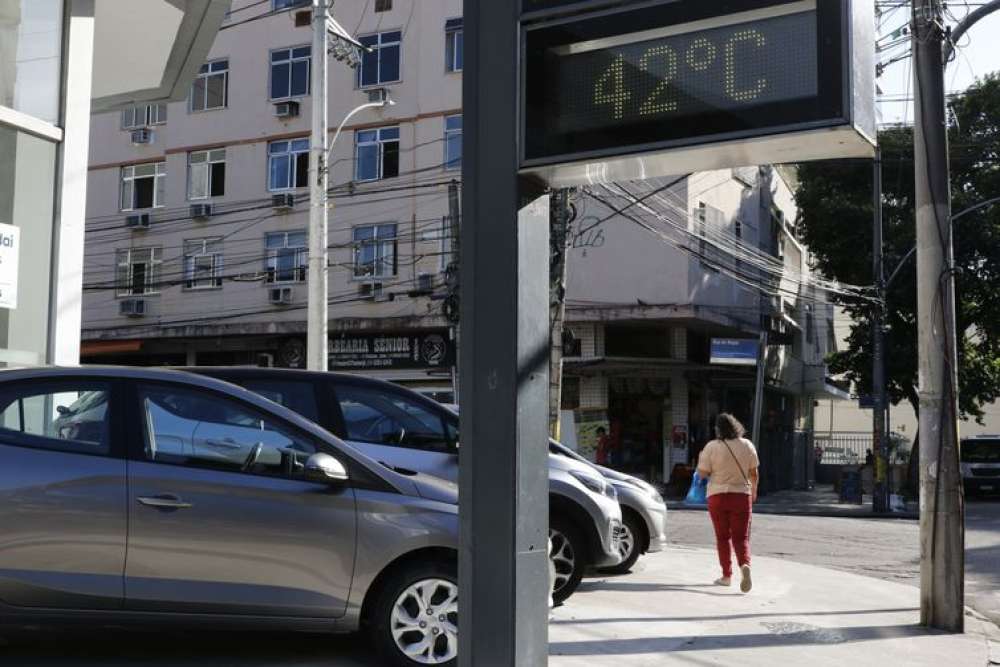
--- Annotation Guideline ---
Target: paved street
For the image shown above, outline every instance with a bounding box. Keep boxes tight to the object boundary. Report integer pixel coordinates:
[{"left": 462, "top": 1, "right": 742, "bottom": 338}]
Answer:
[{"left": 668, "top": 498, "right": 1000, "bottom": 627}]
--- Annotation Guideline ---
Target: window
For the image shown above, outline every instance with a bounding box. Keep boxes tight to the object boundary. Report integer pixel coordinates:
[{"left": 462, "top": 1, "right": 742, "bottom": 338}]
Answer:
[
  {"left": 121, "top": 104, "right": 167, "bottom": 130},
  {"left": 355, "top": 126, "right": 399, "bottom": 182},
  {"left": 121, "top": 162, "right": 166, "bottom": 211},
  {"left": 240, "top": 380, "right": 320, "bottom": 424},
  {"left": 265, "top": 231, "right": 307, "bottom": 283},
  {"left": 445, "top": 18, "right": 463, "bottom": 72},
  {"left": 335, "top": 384, "right": 452, "bottom": 452},
  {"left": 353, "top": 223, "right": 397, "bottom": 279},
  {"left": 184, "top": 239, "right": 224, "bottom": 290},
  {"left": 272, "top": 0, "right": 308, "bottom": 9},
  {"left": 271, "top": 46, "right": 311, "bottom": 99},
  {"left": 358, "top": 31, "right": 401, "bottom": 88},
  {"left": 444, "top": 115, "right": 462, "bottom": 170},
  {"left": 268, "top": 139, "right": 310, "bottom": 191},
  {"left": 375, "top": 0, "right": 392, "bottom": 10},
  {"left": 190, "top": 59, "right": 229, "bottom": 112},
  {"left": 139, "top": 384, "right": 320, "bottom": 479},
  {"left": 188, "top": 149, "right": 226, "bottom": 200},
  {"left": 0, "top": 384, "right": 111, "bottom": 456},
  {"left": 116, "top": 247, "right": 162, "bottom": 297}
]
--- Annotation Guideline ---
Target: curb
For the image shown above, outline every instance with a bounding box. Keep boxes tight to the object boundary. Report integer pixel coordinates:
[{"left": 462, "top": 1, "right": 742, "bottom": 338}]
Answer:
[{"left": 665, "top": 501, "right": 919, "bottom": 520}]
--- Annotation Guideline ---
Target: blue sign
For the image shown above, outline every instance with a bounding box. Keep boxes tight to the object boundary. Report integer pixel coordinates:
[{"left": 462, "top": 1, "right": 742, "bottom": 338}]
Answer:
[{"left": 710, "top": 338, "right": 758, "bottom": 366}]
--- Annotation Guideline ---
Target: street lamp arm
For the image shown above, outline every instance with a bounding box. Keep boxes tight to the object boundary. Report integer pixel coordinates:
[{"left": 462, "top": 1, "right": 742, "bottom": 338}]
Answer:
[
  {"left": 884, "top": 196, "right": 1000, "bottom": 290},
  {"left": 943, "top": 0, "right": 1000, "bottom": 66},
  {"left": 328, "top": 99, "right": 394, "bottom": 157}
]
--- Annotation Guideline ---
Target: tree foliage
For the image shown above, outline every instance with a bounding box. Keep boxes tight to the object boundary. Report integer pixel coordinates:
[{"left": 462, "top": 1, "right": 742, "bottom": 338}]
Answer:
[{"left": 795, "top": 74, "right": 1000, "bottom": 421}]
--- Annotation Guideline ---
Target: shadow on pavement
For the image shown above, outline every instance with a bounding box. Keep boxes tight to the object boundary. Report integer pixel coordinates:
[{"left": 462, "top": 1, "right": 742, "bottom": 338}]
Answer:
[
  {"left": 549, "top": 607, "right": 920, "bottom": 625},
  {"left": 0, "top": 630, "right": 376, "bottom": 667}
]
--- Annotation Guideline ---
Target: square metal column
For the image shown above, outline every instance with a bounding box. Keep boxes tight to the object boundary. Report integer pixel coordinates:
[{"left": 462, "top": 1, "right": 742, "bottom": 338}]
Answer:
[{"left": 460, "top": 0, "right": 551, "bottom": 664}]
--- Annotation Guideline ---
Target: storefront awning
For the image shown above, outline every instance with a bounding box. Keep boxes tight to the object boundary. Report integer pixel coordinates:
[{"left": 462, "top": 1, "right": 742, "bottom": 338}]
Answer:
[{"left": 80, "top": 339, "right": 143, "bottom": 356}]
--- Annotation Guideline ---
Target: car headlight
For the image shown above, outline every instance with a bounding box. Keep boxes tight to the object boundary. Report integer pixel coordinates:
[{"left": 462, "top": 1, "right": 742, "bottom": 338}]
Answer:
[{"left": 570, "top": 470, "right": 615, "bottom": 499}]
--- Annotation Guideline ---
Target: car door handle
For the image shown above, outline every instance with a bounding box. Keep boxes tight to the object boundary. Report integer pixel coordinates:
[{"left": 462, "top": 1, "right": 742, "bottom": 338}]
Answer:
[
  {"left": 205, "top": 438, "right": 242, "bottom": 450},
  {"left": 137, "top": 494, "right": 193, "bottom": 510}
]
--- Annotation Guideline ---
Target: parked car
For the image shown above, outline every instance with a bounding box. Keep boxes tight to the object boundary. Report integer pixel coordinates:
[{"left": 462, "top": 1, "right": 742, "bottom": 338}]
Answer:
[
  {"left": 549, "top": 440, "right": 668, "bottom": 573},
  {"left": 961, "top": 435, "right": 1000, "bottom": 497},
  {"left": 185, "top": 367, "right": 624, "bottom": 604},
  {"left": 0, "top": 367, "right": 460, "bottom": 667}
]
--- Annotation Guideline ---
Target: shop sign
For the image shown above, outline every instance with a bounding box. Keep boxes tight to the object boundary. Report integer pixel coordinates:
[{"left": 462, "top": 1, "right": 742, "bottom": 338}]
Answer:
[
  {"left": 0, "top": 223, "right": 20, "bottom": 310},
  {"left": 710, "top": 338, "right": 758, "bottom": 366},
  {"left": 328, "top": 330, "right": 454, "bottom": 371}
]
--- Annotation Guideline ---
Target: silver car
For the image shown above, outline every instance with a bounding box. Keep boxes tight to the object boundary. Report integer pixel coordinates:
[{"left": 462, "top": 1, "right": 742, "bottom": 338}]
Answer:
[
  {"left": 550, "top": 440, "right": 668, "bottom": 572},
  {"left": 0, "top": 367, "right": 460, "bottom": 667},
  {"left": 184, "top": 367, "right": 624, "bottom": 604}
]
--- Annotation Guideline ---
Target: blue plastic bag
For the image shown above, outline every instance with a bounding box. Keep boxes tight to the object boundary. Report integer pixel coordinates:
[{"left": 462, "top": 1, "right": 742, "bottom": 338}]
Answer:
[{"left": 684, "top": 471, "right": 708, "bottom": 506}]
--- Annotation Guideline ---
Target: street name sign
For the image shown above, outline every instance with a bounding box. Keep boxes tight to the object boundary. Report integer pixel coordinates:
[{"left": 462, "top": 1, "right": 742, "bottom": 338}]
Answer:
[
  {"left": 520, "top": 0, "right": 875, "bottom": 186},
  {"left": 710, "top": 338, "right": 758, "bottom": 366}
]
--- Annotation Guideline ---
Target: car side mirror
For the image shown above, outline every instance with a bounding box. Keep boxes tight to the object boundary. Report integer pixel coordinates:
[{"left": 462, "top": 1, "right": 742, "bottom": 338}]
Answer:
[
  {"left": 56, "top": 405, "right": 71, "bottom": 416},
  {"left": 304, "top": 453, "right": 349, "bottom": 484}
]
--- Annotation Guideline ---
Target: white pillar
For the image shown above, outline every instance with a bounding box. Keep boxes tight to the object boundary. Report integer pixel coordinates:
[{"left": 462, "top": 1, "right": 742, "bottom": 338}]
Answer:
[{"left": 306, "top": 0, "right": 330, "bottom": 371}]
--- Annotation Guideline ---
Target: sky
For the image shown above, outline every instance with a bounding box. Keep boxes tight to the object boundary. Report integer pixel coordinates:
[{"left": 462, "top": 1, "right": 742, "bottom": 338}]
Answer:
[{"left": 877, "top": 5, "right": 1000, "bottom": 125}]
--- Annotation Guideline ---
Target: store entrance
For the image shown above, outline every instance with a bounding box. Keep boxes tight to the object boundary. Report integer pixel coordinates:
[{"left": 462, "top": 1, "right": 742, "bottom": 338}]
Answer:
[{"left": 607, "top": 377, "right": 669, "bottom": 482}]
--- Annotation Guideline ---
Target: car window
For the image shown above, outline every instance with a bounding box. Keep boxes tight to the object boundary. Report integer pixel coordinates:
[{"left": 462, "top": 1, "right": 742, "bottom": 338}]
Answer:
[
  {"left": 139, "top": 384, "right": 318, "bottom": 480},
  {"left": 238, "top": 379, "right": 320, "bottom": 424},
  {"left": 0, "top": 383, "right": 112, "bottom": 455},
  {"left": 335, "top": 384, "right": 452, "bottom": 453}
]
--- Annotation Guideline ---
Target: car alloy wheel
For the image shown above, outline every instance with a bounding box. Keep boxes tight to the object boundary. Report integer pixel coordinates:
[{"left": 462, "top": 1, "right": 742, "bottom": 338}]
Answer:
[
  {"left": 549, "top": 527, "right": 576, "bottom": 595},
  {"left": 617, "top": 521, "right": 636, "bottom": 562},
  {"left": 390, "top": 578, "right": 458, "bottom": 665}
]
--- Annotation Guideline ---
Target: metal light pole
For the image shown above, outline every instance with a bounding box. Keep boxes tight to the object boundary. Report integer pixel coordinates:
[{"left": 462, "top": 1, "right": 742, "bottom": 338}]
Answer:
[
  {"left": 306, "top": 0, "right": 330, "bottom": 371},
  {"left": 872, "top": 147, "right": 890, "bottom": 513},
  {"left": 912, "top": 0, "right": 964, "bottom": 632}
]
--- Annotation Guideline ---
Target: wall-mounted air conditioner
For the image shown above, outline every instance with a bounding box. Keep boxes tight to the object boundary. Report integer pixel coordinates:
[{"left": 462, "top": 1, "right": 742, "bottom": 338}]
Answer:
[
  {"left": 274, "top": 101, "right": 300, "bottom": 118},
  {"left": 119, "top": 299, "right": 146, "bottom": 317},
  {"left": 272, "top": 193, "right": 295, "bottom": 211},
  {"left": 269, "top": 286, "right": 294, "bottom": 305},
  {"left": 126, "top": 213, "right": 151, "bottom": 229},
  {"left": 190, "top": 203, "right": 213, "bottom": 219}
]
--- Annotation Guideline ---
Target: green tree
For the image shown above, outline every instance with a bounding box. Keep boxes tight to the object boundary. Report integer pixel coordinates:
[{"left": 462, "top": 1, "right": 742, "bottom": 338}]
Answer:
[{"left": 795, "top": 74, "right": 1000, "bottom": 423}]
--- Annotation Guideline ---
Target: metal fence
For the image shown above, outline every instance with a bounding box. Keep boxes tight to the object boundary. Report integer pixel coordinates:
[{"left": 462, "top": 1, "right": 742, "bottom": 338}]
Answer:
[{"left": 812, "top": 432, "right": 873, "bottom": 466}]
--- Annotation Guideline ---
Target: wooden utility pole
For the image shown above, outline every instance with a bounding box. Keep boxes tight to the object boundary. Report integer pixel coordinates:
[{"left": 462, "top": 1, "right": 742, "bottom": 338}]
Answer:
[{"left": 912, "top": 0, "right": 964, "bottom": 632}]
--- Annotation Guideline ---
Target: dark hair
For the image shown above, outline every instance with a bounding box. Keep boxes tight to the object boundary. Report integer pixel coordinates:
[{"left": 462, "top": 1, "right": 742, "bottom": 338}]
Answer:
[
  {"left": 715, "top": 413, "right": 745, "bottom": 441},
  {"left": 596, "top": 426, "right": 607, "bottom": 435}
]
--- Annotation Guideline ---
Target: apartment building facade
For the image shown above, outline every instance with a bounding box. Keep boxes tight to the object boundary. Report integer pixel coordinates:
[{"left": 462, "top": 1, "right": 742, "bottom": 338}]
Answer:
[
  {"left": 82, "top": 0, "right": 462, "bottom": 390},
  {"left": 559, "top": 167, "right": 846, "bottom": 489}
]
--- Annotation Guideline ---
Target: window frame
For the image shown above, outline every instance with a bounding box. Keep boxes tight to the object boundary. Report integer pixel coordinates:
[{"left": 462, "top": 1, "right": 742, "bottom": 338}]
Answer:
[
  {"left": 121, "top": 104, "right": 167, "bottom": 130},
  {"left": 0, "top": 378, "right": 120, "bottom": 459},
  {"left": 444, "top": 19, "right": 463, "bottom": 73},
  {"left": 267, "top": 138, "right": 310, "bottom": 192},
  {"left": 120, "top": 162, "right": 166, "bottom": 211},
  {"left": 330, "top": 381, "right": 456, "bottom": 454},
  {"left": 264, "top": 230, "right": 308, "bottom": 284},
  {"left": 188, "top": 148, "right": 227, "bottom": 200},
  {"left": 269, "top": 45, "right": 312, "bottom": 101},
  {"left": 352, "top": 223, "right": 398, "bottom": 280},
  {"left": 189, "top": 59, "right": 230, "bottom": 113},
  {"left": 271, "top": 0, "right": 309, "bottom": 10},
  {"left": 183, "top": 238, "right": 224, "bottom": 290},
  {"left": 444, "top": 115, "right": 462, "bottom": 171},
  {"left": 356, "top": 30, "right": 402, "bottom": 89},
  {"left": 354, "top": 126, "right": 400, "bottom": 182},
  {"left": 115, "top": 247, "right": 163, "bottom": 297}
]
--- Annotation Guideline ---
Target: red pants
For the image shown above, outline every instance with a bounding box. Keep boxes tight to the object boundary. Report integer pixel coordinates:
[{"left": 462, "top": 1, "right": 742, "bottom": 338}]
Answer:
[{"left": 707, "top": 493, "right": 752, "bottom": 578}]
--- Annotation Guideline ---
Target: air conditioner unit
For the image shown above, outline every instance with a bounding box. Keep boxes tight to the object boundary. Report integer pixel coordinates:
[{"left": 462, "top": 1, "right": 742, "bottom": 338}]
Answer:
[
  {"left": 417, "top": 273, "right": 434, "bottom": 292},
  {"left": 272, "top": 193, "right": 295, "bottom": 210},
  {"left": 119, "top": 299, "right": 146, "bottom": 317},
  {"left": 274, "top": 101, "right": 300, "bottom": 118},
  {"left": 269, "top": 286, "right": 294, "bottom": 305},
  {"left": 130, "top": 128, "right": 152, "bottom": 144},
  {"left": 126, "top": 213, "right": 151, "bottom": 229},
  {"left": 358, "top": 282, "right": 382, "bottom": 299},
  {"left": 374, "top": 291, "right": 394, "bottom": 303},
  {"left": 366, "top": 88, "right": 388, "bottom": 104},
  {"left": 190, "top": 203, "right": 213, "bottom": 219},
  {"left": 294, "top": 9, "right": 311, "bottom": 27}
]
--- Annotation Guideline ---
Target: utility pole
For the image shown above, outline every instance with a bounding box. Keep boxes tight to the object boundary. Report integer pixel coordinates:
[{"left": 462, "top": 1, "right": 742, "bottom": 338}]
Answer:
[
  {"left": 751, "top": 325, "right": 768, "bottom": 447},
  {"left": 872, "top": 147, "right": 890, "bottom": 513},
  {"left": 306, "top": 0, "right": 330, "bottom": 371},
  {"left": 548, "top": 189, "right": 571, "bottom": 439},
  {"left": 447, "top": 180, "right": 461, "bottom": 403},
  {"left": 912, "top": 0, "right": 964, "bottom": 632}
]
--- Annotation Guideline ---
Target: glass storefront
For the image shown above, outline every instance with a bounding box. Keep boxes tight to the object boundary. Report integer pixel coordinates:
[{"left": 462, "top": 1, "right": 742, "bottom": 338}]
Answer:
[
  {"left": 0, "top": 0, "right": 64, "bottom": 125},
  {"left": 0, "top": 124, "right": 56, "bottom": 366}
]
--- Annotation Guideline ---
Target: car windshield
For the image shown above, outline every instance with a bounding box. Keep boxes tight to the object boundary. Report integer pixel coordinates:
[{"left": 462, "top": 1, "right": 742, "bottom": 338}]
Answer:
[{"left": 962, "top": 439, "right": 1000, "bottom": 463}]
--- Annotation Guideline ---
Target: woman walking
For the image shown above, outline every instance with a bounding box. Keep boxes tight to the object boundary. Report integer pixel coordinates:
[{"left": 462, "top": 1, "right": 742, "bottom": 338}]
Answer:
[{"left": 696, "top": 413, "right": 760, "bottom": 592}]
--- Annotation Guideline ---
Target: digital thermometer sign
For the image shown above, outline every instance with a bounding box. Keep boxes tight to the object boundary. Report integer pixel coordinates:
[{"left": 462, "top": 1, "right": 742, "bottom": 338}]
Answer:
[{"left": 521, "top": 0, "right": 875, "bottom": 186}]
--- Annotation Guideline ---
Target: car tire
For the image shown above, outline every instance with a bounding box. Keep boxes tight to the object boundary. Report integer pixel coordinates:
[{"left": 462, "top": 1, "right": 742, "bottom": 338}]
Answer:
[
  {"left": 550, "top": 514, "right": 586, "bottom": 605},
  {"left": 600, "top": 511, "right": 644, "bottom": 575},
  {"left": 371, "top": 559, "right": 458, "bottom": 667}
]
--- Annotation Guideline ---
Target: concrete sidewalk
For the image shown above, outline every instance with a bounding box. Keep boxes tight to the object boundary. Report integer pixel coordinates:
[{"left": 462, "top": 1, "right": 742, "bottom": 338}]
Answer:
[
  {"left": 550, "top": 547, "right": 998, "bottom": 666},
  {"left": 666, "top": 485, "right": 919, "bottom": 519}
]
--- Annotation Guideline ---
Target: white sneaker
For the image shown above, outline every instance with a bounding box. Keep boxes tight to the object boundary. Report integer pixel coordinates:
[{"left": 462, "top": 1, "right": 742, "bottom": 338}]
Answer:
[
  {"left": 714, "top": 576, "right": 731, "bottom": 587},
  {"left": 740, "top": 565, "right": 752, "bottom": 593}
]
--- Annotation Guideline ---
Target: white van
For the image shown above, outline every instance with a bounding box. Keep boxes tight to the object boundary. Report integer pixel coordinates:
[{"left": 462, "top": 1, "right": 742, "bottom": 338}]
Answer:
[{"left": 961, "top": 436, "right": 1000, "bottom": 496}]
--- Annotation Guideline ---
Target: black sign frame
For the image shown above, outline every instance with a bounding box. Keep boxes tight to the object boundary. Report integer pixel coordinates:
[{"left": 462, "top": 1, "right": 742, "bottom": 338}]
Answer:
[{"left": 520, "top": 0, "right": 865, "bottom": 177}]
